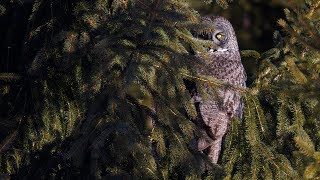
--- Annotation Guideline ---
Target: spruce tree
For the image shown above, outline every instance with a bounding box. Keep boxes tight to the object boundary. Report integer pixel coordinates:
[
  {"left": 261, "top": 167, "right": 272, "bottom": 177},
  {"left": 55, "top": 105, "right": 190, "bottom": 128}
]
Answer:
[
  {"left": 0, "top": 0, "right": 226, "bottom": 179},
  {"left": 1, "top": 0, "right": 320, "bottom": 179}
]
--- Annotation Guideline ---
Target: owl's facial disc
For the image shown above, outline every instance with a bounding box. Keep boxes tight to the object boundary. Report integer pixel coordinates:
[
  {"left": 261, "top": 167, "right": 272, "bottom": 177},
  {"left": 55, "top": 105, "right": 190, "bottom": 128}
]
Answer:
[
  {"left": 199, "top": 16, "right": 239, "bottom": 52},
  {"left": 198, "top": 28, "right": 229, "bottom": 52}
]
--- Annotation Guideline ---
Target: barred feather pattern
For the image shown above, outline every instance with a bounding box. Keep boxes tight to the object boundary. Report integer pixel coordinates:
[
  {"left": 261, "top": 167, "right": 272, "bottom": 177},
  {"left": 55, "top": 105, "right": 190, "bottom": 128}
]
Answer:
[{"left": 195, "top": 16, "right": 246, "bottom": 164}]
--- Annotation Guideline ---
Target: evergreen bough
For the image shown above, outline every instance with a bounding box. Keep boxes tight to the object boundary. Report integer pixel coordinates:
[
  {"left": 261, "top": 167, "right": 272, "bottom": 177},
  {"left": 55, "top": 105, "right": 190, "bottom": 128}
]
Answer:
[
  {"left": 222, "top": 0, "right": 320, "bottom": 179},
  {"left": 0, "top": 0, "right": 320, "bottom": 179},
  {"left": 0, "top": 0, "right": 225, "bottom": 179}
]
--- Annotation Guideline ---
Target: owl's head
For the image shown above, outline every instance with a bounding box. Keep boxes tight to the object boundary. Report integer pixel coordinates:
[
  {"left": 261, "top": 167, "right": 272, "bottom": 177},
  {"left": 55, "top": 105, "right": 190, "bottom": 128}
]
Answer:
[{"left": 199, "top": 16, "right": 239, "bottom": 52}]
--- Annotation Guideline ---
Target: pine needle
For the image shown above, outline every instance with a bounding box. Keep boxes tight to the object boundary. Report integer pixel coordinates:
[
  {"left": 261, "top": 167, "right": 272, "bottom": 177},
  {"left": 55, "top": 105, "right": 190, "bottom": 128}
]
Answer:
[
  {"left": 0, "top": 73, "right": 22, "bottom": 82},
  {"left": 0, "top": 131, "right": 18, "bottom": 153}
]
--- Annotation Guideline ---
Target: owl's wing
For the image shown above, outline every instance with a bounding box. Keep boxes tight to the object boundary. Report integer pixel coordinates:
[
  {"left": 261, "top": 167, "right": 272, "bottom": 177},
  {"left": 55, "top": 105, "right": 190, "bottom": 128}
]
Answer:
[
  {"left": 233, "top": 61, "right": 247, "bottom": 119},
  {"left": 235, "top": 70, "right": 246, "bottom": 119},
  {"left": 198, "top": 99, "right": 230, "bottom": 163},
  {"left": 235, "top": 97, "right": 244, "bottom": 119},
  {"left": 222, "top": 89, "right": 242, "bottom": 119},
  {"left": 216, "top": 58, "right": 246, "bottom": 119}
]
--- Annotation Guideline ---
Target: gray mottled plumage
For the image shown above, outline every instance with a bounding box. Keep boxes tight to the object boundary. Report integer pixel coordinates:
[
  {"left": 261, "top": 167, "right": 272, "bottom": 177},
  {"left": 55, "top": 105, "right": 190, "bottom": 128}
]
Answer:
[{"left": 195, "top": 16, "right": 246, "bottom": 164}]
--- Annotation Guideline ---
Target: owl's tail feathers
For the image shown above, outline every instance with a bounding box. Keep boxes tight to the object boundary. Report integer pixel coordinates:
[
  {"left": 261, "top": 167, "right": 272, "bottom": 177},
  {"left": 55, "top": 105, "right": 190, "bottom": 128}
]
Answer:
[
  {"left": 207, "top": 138, "right": 223, "bottom": 164},
  {"left": 189, "top": 137, "right": 222, "bottom": 164}
]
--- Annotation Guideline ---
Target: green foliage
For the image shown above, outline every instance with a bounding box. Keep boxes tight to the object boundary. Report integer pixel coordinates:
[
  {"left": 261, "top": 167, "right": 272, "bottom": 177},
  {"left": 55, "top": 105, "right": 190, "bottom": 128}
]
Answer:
[
  {"left": 222, "top": 0, "right": 320, "bottom": 179},
  {"left": 1, "top": 0, "right": 320, "bottom": 179},
  {"left": 0, "top": 0, "right": 222, "bottom": 178}
]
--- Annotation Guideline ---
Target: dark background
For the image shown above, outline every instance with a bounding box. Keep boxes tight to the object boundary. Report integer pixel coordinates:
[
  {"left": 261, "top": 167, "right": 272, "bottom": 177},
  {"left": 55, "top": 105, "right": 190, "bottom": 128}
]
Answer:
[{"left": 191, "top": 0, "right": 284, "bottom": 51}]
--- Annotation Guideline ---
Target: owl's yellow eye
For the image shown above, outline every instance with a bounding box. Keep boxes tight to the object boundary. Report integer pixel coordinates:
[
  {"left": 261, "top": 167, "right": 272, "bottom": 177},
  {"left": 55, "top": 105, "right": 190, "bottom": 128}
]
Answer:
[{"left": 216, "top": 33, "right": 224, "bottom": 40}]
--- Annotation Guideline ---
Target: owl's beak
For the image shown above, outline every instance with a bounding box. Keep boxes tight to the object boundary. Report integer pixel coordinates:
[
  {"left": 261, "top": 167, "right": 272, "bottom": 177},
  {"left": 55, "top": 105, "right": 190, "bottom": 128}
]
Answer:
[
  {"left": 208, "top": 47, "right": 228, "bottom": 53},
  {"left": 216, "top": 48, "right": 228, "bottom": 52}
]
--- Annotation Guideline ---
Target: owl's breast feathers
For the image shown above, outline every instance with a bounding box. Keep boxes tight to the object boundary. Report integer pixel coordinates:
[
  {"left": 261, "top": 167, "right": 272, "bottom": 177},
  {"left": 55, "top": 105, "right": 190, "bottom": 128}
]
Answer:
[{"left": 197, "top": 50, "right": 246, "bottom": 119}]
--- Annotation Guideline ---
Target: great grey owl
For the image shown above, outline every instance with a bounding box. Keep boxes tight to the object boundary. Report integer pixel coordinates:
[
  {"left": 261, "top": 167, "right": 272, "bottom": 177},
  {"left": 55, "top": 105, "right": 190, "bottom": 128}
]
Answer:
[{"left": 193, "top": 16, "right": 246, "bottom": 164}]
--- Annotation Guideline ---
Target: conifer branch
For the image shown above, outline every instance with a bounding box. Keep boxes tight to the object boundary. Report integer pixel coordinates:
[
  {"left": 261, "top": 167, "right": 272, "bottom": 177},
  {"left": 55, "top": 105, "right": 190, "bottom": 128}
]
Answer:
[
  {"left": 180, "top": 72, "right": 248, "bottom": 93},
  {"left": 138, "top": 78, "right": 186, "bottom": 119},
  {"left": 0, "top": 73, "right": 22, "bottom": 81},
  {"left": 0, "top": 131, "right": 18, "bottom": 153},
  {"left": 136, "top": 0, "right": 149, "bottom": 9},
  {"left": 251, "top": 97, "right": 265, "bottom": 133},
  {"left": 284, "top": 56, "right": 308, "bottom": 84},
  {"left": 126, "top": 94, "right": 159, "bottom": 123},
  {"left": 307, "top": 0, "right": 320, "bottom": 18}
]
